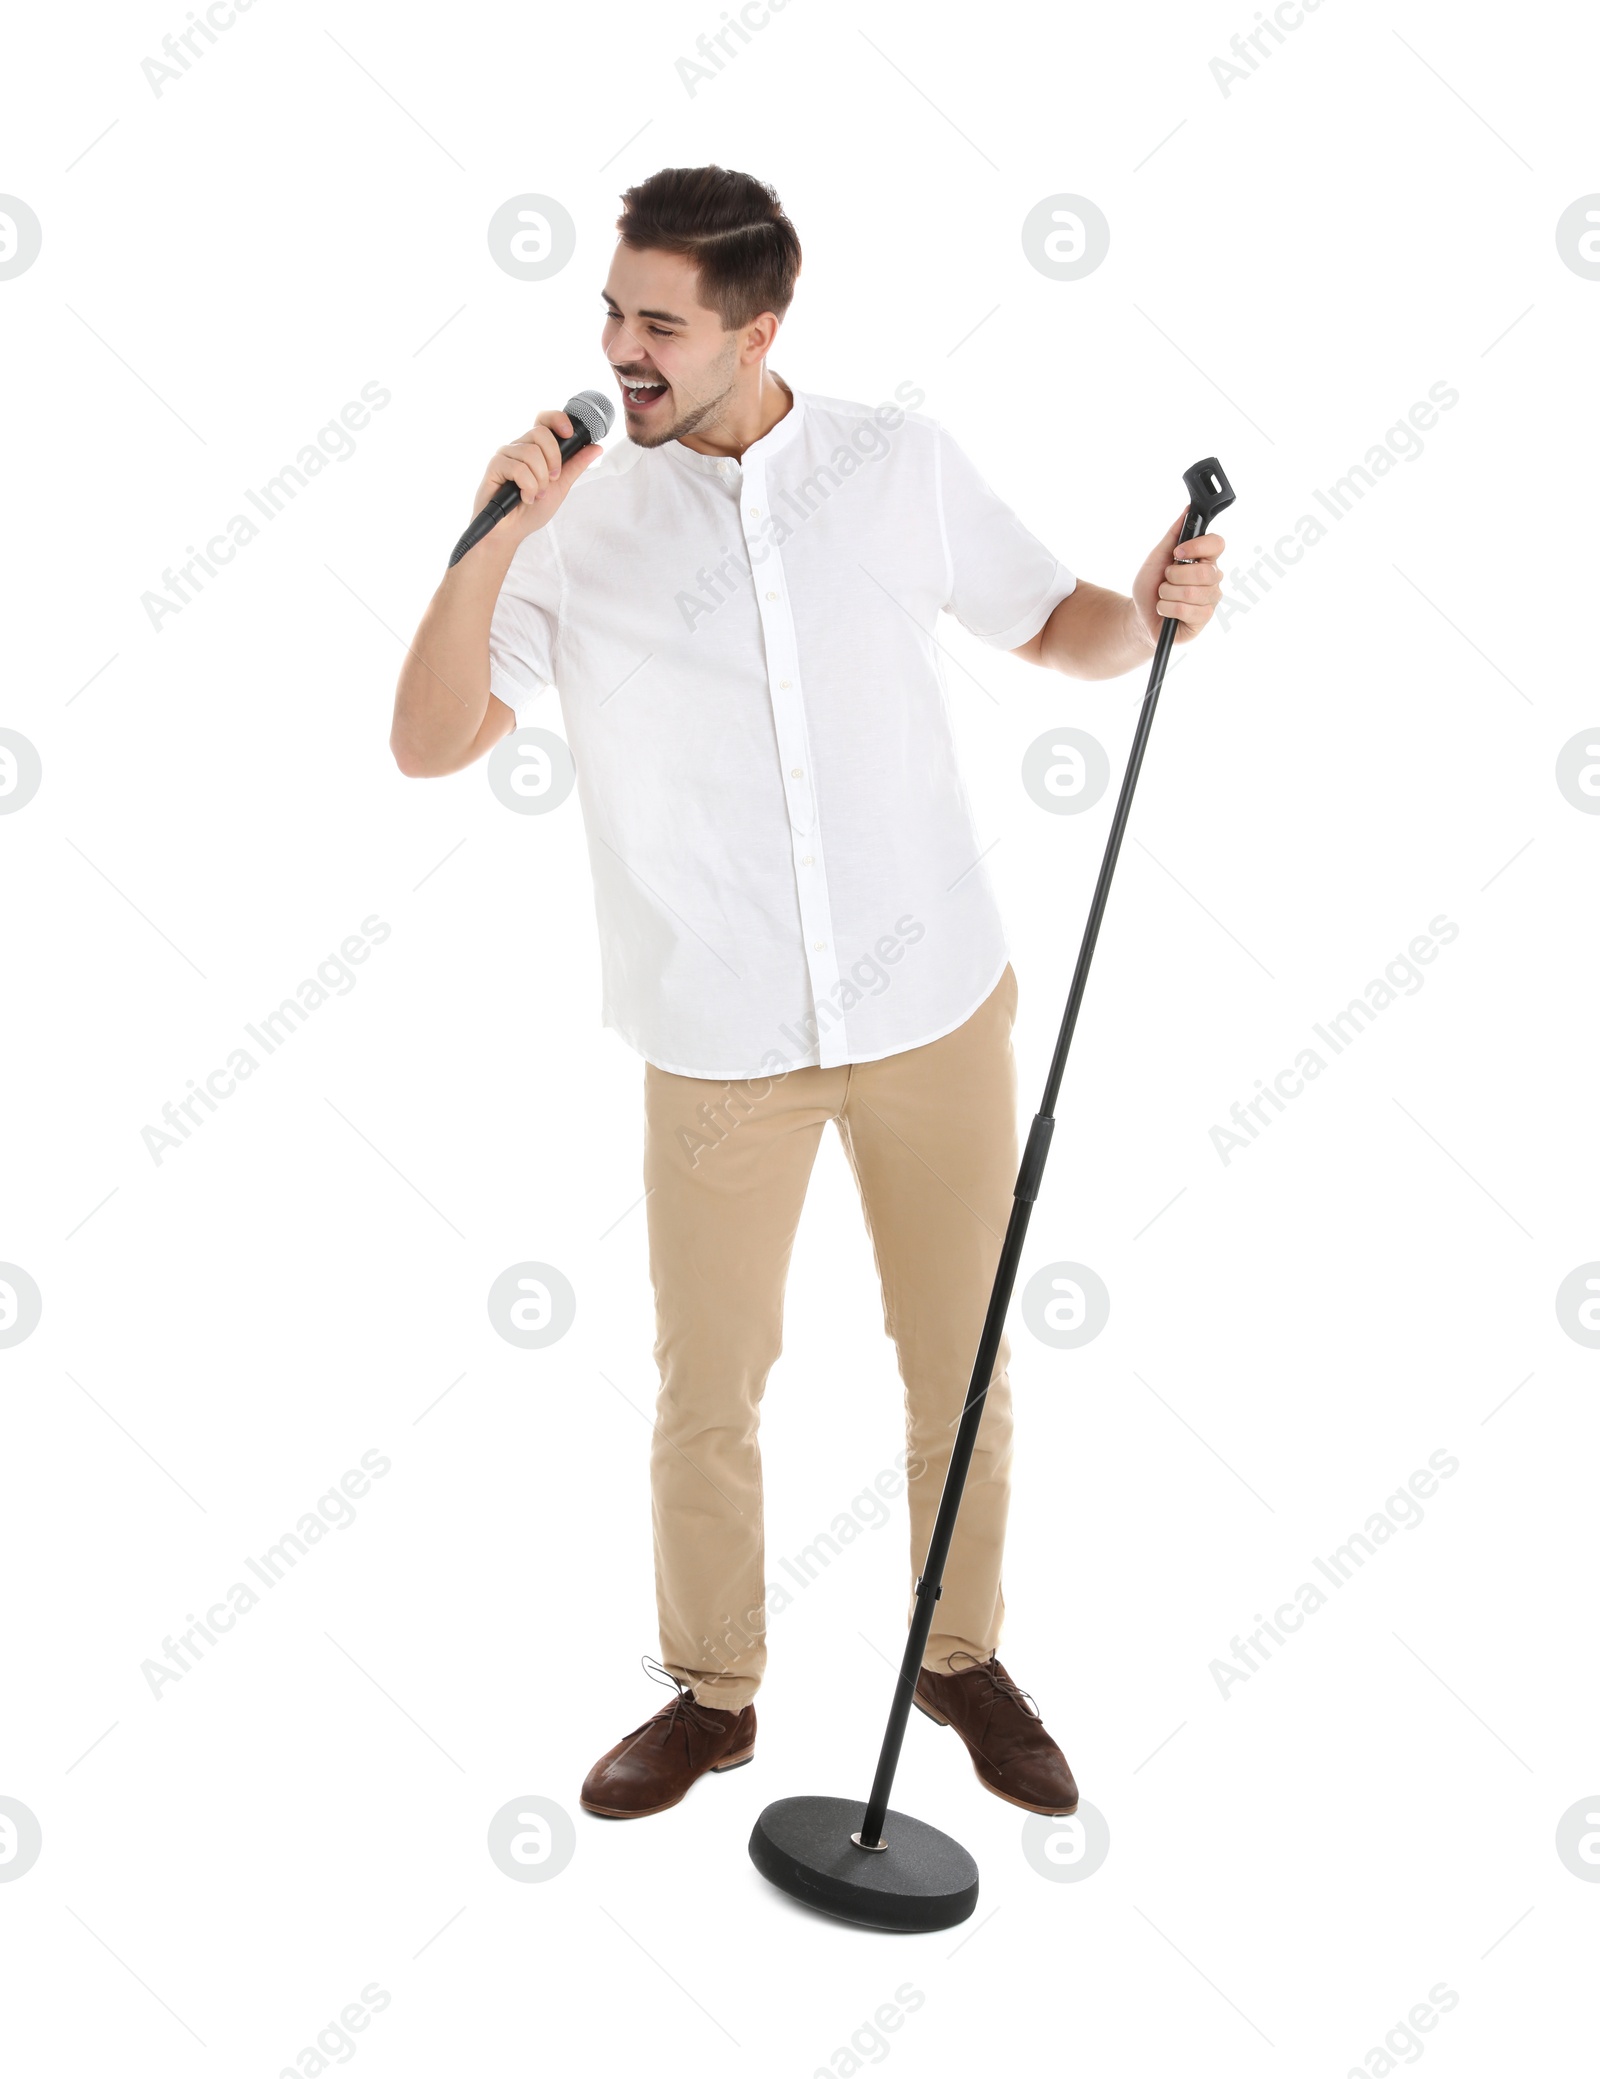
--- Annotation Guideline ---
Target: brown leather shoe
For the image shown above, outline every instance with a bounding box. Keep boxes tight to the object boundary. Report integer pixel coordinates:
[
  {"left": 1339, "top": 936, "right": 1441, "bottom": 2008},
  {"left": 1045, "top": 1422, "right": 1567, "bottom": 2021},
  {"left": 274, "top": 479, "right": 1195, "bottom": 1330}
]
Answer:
[
  {"left": 915, "top": 1654, "right": 1078, "bottom": 1816},
  {"left": 581, "top": 1660, "right": 756, "bottom": 1819}
]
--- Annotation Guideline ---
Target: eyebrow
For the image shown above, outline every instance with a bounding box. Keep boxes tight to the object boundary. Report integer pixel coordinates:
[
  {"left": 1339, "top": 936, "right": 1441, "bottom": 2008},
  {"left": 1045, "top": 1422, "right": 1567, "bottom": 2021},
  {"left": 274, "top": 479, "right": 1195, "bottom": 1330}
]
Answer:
[{"left": 601, "top": 293, "right": 690, "bottom": 326}]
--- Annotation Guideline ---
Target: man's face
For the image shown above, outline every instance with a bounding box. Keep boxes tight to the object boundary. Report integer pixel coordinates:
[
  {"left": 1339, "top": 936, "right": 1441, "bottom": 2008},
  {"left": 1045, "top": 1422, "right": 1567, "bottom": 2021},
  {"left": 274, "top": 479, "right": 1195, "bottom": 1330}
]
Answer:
[{"left": 601, "top": 246, "right": 742, "bottom": 448}]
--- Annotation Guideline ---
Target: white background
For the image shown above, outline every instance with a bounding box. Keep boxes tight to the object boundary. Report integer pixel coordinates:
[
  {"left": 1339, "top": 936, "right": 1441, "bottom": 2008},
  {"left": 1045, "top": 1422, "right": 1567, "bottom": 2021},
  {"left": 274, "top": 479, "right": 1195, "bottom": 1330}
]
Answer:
[{"left": 3, "top": 1, "right": 1598, "bottom": 2072}]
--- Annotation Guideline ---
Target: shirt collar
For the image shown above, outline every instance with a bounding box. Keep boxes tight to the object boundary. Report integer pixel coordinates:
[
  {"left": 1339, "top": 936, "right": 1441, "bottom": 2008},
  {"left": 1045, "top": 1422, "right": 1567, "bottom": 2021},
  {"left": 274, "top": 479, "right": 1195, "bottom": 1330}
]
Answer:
[{"left": 665, "top": 379, "right": 805, "bottom": 477}]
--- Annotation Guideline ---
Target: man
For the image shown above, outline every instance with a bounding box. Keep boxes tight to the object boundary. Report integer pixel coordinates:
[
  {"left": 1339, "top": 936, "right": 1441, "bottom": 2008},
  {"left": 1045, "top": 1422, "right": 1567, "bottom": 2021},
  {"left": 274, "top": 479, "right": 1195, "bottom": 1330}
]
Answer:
[{"left": 391, "top": 165, "right": 1224, "bottom": 1822}]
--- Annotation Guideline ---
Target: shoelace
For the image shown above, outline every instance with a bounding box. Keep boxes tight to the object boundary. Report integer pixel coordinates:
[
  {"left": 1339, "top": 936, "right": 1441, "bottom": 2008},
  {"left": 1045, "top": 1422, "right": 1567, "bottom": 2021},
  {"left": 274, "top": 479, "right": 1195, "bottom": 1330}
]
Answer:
[
  {"left": 638, "top": 1656, "right": 730, "bottom": 1756},
  {"left": 947, "top": 1651, "right": 1043, "bottom": 1722}
]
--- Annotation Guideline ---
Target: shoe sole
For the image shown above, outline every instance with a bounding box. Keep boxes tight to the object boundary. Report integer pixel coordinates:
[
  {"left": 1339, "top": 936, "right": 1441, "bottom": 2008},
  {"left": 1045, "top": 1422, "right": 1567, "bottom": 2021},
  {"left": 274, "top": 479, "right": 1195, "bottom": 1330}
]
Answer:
[
  {"left": 580, "top": 1748, "right": 755, "bottom": 1821},
  {"left": 912, "top": 1696, "right": 1079, "bottom": 1818}
]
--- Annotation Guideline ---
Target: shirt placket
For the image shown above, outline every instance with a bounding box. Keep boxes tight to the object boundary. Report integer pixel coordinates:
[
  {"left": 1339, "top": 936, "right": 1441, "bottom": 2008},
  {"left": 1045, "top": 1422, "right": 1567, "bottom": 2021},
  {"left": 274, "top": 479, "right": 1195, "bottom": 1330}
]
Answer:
[{"left": 733, "top": 449, "right": 848, "bottom": 1067}]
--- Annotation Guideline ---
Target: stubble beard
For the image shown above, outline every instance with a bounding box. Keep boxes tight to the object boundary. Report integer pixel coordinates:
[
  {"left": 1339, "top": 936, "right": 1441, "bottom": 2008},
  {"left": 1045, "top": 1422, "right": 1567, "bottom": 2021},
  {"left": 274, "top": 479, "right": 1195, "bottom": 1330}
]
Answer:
[{"left": 626, "top": 342, "right": 740, "bottom": 451}]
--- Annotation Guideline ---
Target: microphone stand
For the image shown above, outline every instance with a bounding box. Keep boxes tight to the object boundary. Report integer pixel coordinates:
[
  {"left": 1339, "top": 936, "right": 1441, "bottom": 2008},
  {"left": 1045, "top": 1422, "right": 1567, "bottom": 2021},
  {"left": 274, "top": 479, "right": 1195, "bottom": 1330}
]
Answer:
[{"left": 748, "top": 456, "right": 1236, "bottom": 1932}]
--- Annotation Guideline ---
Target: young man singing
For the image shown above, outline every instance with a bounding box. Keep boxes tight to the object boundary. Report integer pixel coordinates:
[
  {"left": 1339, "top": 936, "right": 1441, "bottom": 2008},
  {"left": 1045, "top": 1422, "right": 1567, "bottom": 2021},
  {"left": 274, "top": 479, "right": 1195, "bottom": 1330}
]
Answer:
[{"left": 391, "top": 165, "right": 1225, "bottom": 1820}]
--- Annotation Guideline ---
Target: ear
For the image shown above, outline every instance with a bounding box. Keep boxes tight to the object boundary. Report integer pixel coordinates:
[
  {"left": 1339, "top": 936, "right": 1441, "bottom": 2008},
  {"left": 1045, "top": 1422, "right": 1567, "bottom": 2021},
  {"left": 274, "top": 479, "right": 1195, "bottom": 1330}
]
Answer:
[{"left": 742, "top": 310, "right": 781, "bottom": 364}]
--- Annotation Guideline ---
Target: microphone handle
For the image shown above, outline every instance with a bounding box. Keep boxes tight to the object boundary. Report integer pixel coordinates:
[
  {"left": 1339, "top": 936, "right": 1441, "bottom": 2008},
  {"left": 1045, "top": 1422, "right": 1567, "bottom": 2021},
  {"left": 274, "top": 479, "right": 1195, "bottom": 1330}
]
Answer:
[{"left": 447, "top": 421, "right": 597, "bottom": 569}]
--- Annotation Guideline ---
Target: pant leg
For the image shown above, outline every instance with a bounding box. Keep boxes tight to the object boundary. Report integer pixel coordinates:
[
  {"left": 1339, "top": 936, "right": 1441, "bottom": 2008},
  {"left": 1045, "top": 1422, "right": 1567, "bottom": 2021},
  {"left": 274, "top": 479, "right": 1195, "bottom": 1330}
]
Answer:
[
  {"left": 643, "top": 1057, "right": 840, "bottom": 1709},
  {"left": 835, "top": 966, "right": 1020, "bottom": 1673}
]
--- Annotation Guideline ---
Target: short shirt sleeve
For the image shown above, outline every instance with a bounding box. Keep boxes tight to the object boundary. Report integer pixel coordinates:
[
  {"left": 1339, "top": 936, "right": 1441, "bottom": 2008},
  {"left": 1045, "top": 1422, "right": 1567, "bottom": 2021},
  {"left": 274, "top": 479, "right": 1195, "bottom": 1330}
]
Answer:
[
  {"left": 487, "top": 525, "right": 562, "bottom": 719},
  {"left": 935, "top": 423, "right": 1076, "bottom": 650}
]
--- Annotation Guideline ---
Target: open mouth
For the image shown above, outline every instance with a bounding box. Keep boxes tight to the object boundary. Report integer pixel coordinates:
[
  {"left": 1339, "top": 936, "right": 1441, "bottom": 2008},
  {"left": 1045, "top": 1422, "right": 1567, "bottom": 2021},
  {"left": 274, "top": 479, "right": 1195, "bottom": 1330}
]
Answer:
[{"left": 618, "top": 374, "right": 669, "bottom": 415}]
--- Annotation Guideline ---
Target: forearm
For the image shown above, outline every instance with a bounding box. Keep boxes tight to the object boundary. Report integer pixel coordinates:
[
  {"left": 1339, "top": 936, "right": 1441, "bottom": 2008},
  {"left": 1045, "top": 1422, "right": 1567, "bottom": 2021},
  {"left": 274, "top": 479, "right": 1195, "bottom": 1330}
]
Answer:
[
  {"left": 1022, "top": 580, "right": 1156, "bottom": 681},
  {"left": 390, "top": 537, "right": 518, "bottom": 777}
]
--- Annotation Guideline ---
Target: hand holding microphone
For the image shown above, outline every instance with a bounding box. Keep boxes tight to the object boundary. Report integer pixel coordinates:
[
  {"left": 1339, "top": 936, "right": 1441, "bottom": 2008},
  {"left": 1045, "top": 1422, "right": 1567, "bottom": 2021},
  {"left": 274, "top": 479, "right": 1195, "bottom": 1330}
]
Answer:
[{"left": 450, "top": 389, "right": 614, "bottom": 568}]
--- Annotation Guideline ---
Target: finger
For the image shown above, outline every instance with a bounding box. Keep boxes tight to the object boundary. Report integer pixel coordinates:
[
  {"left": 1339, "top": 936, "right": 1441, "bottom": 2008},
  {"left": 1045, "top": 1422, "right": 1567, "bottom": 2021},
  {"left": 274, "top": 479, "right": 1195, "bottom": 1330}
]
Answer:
[
  {"left": 1158, "top": 581, "right": 1220, "bottom": 604},
  {"left": 497, "top": 440, "right": 553, "bottom": 494},
  {"left": 1167, "top": 562, "right": 1224, "bottom": 585},
  {"left": 498, "top": 436, "right": 556, "bottom": 488},
  {"left": 1173, "top": 532, "right": 1225, "bottom": 562},
  {"left": 536, "top": 410, "right": 575, "bottom": 441},
  {"left": 498, "top": 457, "right": 546, "bottom": 505},
  {"left": 557, "top": 437, "right": 604, "bottom": 477},
  {"left": 505, "top": 439, "right": 556, "bottom": 487},
  {"left": 522, "top": 425, "right": 564, "bottom": 477},
  {"left": 1154, "top": 599, "right": 1210, "bottom": 624}
]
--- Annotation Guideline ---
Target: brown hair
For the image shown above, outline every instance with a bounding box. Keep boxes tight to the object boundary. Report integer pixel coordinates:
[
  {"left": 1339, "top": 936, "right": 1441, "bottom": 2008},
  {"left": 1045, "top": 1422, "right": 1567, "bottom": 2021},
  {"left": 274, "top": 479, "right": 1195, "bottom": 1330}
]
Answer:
[{"left": 616, "top": 165, "right": 801, "bottom": 329}]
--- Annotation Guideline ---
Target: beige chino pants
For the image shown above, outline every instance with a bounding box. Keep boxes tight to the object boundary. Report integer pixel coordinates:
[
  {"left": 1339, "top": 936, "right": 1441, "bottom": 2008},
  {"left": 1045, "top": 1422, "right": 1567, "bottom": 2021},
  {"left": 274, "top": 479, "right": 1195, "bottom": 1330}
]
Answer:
[{"left": 643, "top": 965, "right": 1020, "bottom": 1710}]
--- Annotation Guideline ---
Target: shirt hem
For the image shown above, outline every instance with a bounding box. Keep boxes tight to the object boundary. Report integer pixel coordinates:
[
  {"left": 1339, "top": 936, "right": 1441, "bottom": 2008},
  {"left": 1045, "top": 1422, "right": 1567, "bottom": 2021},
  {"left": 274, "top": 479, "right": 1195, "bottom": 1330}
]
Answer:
[{"left": 616, "top": 949, "right": 1013, "bottom": 1082}]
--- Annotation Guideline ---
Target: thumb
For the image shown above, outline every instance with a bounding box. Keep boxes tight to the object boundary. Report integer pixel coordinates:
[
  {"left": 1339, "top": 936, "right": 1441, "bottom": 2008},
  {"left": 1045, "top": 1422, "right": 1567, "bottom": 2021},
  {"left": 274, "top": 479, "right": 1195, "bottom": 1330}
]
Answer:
[{"left": 543, "top": 440, "right": 602, "bottom": 505}]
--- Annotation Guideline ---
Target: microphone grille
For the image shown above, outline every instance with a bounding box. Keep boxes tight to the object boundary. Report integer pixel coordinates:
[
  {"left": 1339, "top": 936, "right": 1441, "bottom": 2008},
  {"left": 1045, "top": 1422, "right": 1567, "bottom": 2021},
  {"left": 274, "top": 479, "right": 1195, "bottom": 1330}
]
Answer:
[{"left": 566, "top": 389, "right": 615, "bottom": 444}]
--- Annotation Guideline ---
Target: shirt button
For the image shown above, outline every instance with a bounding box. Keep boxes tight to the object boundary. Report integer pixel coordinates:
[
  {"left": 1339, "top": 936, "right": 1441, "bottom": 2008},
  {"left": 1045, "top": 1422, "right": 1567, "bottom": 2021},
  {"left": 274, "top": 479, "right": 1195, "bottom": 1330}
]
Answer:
[
  {"left": 799, "top": 855, "right": 814, "bottom": 866},
  {"left": 813, "top": 941, "right": 826, "bottom": 951},
  {"left": 765, "top": 591, "right": 778, "bottom": 601},
  {"left": 748, "top": 507, "right": 760, "bottom": 517},
  {"left": 790, "top": 767, "right": 804, "bottom": 779},
  {"left": 779, "top": 679, "right": 791, "bottom": 689}
]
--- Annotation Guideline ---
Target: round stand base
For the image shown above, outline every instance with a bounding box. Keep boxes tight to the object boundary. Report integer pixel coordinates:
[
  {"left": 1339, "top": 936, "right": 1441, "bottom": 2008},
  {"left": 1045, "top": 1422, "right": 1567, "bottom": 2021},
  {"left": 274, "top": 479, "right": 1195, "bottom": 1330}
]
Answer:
[{"left": 748, "top": 1795, "right": 978, "bottom": 1932}]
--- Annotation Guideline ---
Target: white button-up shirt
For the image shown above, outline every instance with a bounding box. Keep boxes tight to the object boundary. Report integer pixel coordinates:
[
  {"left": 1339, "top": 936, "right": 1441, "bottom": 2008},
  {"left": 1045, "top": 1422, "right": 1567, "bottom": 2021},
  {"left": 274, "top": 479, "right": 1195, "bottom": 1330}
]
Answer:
[{"left": 488, "top": 384, "right": 1075, "bottom": 1078}]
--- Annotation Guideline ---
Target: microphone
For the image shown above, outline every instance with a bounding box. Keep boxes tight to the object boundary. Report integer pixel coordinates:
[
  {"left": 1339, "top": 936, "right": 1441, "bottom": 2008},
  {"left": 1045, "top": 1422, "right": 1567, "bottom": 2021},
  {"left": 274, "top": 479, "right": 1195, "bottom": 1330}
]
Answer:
[{"left": 448, "top": 389, "right": 614, "bottom": 568}]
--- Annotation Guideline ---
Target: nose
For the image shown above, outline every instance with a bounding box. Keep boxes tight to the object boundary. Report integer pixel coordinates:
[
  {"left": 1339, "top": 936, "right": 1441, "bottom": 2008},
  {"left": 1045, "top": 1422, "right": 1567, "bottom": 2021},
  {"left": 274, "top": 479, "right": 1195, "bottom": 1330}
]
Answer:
[{"left": 604, "top": 317, "right": 650, "bottom": 366}]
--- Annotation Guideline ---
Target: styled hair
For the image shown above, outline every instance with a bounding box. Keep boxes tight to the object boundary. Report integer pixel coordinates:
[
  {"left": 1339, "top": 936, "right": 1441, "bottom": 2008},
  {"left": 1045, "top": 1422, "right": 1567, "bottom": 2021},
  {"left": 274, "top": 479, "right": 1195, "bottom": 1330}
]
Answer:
[{"left": 616, "top": 165, "right": 801, "bottom": 329}]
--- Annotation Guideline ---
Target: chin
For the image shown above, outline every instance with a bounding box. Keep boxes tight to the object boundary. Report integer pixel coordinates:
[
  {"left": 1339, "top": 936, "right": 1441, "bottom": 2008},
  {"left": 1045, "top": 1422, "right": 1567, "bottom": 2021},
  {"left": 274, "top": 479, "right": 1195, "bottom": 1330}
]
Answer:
[{"left": 625, "top": 417, "right": 681, "bottom": 451}]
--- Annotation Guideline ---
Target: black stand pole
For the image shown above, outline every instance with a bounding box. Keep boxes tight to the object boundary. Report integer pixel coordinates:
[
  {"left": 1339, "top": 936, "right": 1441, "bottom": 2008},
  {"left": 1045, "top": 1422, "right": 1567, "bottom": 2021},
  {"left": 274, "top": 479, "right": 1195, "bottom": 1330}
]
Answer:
[{"left": 749, "top": 457, "right": 1235, "bottom": 1932}]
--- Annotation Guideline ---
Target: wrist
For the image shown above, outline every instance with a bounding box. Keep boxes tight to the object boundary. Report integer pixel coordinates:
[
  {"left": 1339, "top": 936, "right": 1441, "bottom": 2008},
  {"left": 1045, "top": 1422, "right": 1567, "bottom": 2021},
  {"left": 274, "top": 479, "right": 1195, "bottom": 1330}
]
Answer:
[{"left": 442, "top": 528, "right": 521, "bottom": 599}]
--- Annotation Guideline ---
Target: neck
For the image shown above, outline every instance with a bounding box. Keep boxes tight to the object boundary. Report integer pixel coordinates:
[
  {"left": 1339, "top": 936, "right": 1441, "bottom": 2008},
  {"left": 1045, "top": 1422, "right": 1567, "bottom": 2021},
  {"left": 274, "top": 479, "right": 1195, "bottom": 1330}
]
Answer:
[{"left": 678, "top": 369, "right": 793, "bottom": 461}]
